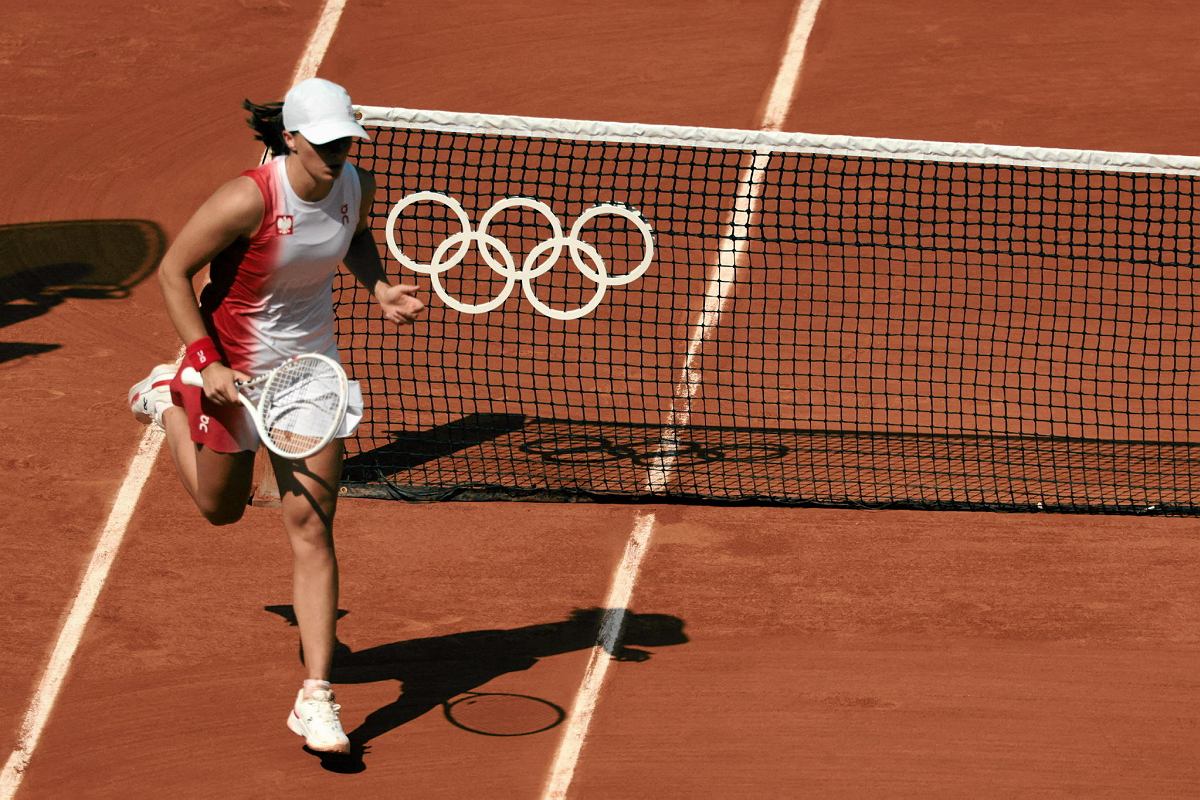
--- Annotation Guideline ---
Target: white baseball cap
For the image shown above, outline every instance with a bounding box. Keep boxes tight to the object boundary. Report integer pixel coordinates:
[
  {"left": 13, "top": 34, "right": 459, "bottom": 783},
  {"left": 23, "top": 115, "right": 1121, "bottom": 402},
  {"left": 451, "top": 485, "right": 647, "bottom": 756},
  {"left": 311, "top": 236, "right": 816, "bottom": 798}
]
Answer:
[{"left": 282, "top": 78, "right": 370, "bottom": 144}]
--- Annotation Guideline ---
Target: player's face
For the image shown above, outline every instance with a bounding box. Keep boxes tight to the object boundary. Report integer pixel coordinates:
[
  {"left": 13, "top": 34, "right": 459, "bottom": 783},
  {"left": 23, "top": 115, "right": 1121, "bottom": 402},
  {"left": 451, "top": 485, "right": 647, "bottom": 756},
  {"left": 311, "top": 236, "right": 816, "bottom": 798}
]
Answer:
[{"left": 290, "top": 133, "right": 353, "bottom": 182}]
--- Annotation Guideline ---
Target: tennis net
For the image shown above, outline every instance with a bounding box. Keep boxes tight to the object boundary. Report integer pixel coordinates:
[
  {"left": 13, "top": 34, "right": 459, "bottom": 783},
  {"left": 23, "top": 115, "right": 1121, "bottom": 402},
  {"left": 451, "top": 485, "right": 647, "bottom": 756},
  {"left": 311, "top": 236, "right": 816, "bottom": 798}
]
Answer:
[{"left": 334, "top": 106, "right": 1200, "bottom": 514}]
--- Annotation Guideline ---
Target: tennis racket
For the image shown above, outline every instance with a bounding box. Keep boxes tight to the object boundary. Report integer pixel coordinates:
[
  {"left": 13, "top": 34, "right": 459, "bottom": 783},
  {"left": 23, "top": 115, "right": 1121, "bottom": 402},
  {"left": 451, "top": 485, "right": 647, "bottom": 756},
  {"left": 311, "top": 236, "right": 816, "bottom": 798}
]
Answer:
[{"left": 181, "top": 353, "right": 349, "bottom": 460}]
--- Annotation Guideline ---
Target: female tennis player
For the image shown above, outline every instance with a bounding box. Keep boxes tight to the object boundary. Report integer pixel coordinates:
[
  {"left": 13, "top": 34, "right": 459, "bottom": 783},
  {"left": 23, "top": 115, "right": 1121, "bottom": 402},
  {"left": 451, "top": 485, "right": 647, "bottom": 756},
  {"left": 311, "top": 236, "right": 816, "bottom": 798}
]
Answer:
[{"left": 127, "top": 77, "right": 423, "bottom": 754}]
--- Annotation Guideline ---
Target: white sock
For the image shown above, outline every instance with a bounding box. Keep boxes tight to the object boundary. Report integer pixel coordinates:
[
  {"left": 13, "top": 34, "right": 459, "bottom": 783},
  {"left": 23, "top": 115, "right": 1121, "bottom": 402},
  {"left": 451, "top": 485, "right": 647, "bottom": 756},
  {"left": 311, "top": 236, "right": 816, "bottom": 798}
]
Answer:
[
  {"left": 151, "top": 399, "right": 174, "bottom": 429},
  {"left": 302, "top": 679, "right": 332, "bottom": 699}
]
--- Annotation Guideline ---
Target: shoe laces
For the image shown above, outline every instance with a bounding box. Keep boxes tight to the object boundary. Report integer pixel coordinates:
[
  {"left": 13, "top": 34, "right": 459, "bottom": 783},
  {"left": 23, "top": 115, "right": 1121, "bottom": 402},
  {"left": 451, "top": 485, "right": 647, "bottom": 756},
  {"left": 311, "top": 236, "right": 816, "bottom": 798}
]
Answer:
[{"left": 303, "top": 690, "right": 343, "bottom": 726}]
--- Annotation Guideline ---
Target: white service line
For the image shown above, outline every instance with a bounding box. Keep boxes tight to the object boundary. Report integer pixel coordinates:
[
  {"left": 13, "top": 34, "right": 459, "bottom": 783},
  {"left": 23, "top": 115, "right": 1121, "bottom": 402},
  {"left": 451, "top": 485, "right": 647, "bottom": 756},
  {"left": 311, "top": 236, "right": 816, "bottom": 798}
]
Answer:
[
  {"left": 540, "top": 2, "right": 824, "bottom": 798},
  {"left": 0, "top": 2, "right": 352, "bottom": 796}
]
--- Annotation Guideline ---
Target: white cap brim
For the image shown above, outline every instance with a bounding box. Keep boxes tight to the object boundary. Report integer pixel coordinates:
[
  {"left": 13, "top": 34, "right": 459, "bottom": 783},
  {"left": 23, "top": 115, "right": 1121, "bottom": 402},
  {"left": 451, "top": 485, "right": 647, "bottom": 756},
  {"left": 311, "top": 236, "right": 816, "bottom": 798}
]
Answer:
[{"left": 298, "top": 118, "right": 371, "bottom": 144}]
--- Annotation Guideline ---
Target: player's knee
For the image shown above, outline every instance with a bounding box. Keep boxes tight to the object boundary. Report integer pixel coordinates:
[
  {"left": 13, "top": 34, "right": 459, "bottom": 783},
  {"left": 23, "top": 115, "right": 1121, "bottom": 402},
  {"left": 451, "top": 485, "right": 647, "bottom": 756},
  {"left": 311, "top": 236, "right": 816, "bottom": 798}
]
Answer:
[
  {"left": 282, "top": 504, "right": 334, "bottom": 548},
  {"left": 197, "top": 498, "right": 246, "bottom": 526}
]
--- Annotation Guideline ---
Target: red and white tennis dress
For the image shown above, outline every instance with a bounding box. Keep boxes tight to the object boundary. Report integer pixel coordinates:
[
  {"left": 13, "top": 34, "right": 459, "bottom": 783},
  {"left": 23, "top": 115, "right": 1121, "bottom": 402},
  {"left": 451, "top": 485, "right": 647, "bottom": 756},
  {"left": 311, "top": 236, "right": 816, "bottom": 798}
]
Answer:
[{"left": 171, "top": 156, "right": 364, "bottom": 453}]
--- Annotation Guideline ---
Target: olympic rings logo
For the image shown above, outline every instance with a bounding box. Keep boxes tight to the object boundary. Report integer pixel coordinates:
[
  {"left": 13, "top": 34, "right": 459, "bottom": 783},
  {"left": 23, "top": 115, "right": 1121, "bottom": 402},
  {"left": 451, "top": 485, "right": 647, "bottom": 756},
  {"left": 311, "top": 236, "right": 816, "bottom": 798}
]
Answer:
[{"left": 384, "top": 192, "right": 655, "bottom": 320}]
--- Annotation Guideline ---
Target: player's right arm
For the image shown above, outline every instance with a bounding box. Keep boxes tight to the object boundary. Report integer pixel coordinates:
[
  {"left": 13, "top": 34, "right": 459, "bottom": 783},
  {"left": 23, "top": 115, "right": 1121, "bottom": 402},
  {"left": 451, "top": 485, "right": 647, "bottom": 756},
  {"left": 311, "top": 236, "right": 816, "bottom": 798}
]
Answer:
[{"left": 158, "top": 177, "right": 262, "bottom": 405}]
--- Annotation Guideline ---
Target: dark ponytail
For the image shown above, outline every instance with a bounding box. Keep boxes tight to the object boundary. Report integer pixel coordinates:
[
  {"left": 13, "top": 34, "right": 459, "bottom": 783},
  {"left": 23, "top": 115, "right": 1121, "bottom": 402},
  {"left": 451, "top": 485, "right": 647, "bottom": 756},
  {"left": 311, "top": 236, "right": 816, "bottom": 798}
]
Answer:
[{"left": 243, "top": 99, "right": 289, "bottom": 157}]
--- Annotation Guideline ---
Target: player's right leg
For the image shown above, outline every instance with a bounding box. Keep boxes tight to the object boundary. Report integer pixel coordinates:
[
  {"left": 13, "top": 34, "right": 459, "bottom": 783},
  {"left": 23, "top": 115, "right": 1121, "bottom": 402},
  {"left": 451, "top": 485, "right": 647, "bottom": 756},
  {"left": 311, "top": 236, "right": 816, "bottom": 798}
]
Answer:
[
  {"left": 161, "top": 407, "right": 254, "bottom": 524},
  {"left": 129, "top": 363, "right": 255, "bottom": 525}
]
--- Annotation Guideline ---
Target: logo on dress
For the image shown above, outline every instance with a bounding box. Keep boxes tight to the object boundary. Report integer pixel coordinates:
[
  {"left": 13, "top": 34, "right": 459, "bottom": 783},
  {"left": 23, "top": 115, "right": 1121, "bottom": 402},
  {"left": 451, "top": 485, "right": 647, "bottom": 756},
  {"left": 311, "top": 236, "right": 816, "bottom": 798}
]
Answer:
[
  {"left": 340, "top": 204, "right": 350, "bottom": 225},
  {"left": 276, "top": 215, "right": 295, "bottom": 236}
]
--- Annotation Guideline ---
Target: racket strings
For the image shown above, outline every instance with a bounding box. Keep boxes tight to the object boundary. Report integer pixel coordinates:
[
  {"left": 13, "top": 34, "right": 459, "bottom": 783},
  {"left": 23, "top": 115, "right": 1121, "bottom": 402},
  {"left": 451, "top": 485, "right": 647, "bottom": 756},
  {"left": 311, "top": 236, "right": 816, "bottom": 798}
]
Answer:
[{"left": 258, "top": 359, "right": 346, "bottom": 457}]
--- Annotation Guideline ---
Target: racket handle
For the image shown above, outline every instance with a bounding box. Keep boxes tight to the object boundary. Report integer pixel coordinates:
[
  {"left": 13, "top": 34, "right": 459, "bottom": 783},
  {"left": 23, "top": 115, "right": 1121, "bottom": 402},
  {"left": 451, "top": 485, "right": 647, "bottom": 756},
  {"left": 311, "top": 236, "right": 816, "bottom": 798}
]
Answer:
[{"left": 180, "top": 366, "right": 248, "bottom": 389}]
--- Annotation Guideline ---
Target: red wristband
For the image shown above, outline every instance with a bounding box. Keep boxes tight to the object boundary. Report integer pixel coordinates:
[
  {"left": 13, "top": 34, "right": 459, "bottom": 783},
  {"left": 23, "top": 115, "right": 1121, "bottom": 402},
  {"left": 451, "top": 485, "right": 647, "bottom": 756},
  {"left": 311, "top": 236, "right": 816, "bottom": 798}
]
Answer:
[{"left": 185, "top": 336, "right": 223, "bottom": 372}]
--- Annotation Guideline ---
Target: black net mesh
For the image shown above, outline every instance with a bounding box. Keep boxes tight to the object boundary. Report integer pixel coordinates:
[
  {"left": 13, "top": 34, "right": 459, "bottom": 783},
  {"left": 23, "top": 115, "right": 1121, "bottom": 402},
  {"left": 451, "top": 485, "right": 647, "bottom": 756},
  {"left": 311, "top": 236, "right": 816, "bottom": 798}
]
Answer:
[{"left": 334, "top": 122, "right": 1200, "bottom": 513}]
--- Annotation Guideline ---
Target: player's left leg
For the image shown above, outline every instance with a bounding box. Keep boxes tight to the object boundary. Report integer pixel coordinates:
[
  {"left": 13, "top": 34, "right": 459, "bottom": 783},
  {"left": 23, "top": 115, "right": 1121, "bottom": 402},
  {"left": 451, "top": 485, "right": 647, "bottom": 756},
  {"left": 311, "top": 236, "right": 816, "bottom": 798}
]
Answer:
[{"left": 272, "top": 439, "right": 350, "bottom": 753}]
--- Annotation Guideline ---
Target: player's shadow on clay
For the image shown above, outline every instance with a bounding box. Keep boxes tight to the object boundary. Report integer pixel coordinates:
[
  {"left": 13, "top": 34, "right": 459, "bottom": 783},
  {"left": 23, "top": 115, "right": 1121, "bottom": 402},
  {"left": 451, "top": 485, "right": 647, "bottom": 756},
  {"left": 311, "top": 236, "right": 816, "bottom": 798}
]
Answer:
[{"left": 263, "top": 605, "right": 688, "bottom": 772}]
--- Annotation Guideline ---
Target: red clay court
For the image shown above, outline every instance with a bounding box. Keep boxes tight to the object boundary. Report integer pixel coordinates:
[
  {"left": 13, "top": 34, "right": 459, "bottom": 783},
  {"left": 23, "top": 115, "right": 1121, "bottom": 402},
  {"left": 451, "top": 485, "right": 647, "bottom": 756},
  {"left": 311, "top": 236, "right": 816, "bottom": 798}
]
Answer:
[{"left": 3, "top": 1, "right": 1199, "bottom": 797}]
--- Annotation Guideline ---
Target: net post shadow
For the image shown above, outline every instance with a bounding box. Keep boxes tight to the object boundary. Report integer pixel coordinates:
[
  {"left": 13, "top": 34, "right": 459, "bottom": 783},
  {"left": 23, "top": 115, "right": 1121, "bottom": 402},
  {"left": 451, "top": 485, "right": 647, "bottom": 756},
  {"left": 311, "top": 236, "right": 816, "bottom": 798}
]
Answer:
[
  {"left": 0, "top": 219, "right": 165, "bottom": 364},
  {"left": 341, "top": 411, "right": 527, "bottom": 493}
]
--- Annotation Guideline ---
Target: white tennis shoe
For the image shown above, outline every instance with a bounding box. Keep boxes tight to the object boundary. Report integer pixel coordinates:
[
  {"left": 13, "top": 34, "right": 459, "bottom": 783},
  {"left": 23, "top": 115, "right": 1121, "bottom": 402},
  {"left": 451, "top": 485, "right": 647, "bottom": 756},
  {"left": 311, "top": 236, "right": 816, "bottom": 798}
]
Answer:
[
  {"left": 128, "top": 363, "right": 177, "bottom": 427},
  {"left": 287, "top": 688, "right": 351, "bottom": 753}
]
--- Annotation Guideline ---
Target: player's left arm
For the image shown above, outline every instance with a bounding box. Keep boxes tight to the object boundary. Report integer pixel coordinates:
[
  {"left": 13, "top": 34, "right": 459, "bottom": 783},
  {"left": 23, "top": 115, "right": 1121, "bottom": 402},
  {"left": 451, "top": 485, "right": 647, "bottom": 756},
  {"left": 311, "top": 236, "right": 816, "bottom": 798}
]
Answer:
[{"left": 342, "top": 167, "right": 425, "bottom": 325}]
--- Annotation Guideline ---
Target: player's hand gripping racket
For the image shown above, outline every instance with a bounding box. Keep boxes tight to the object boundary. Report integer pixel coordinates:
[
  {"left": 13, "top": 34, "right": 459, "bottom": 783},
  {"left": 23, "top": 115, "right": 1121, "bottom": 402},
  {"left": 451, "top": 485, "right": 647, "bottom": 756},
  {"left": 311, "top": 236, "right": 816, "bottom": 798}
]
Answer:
[{"left": 181, "top": 353, "right": 349, "bottom": 460}]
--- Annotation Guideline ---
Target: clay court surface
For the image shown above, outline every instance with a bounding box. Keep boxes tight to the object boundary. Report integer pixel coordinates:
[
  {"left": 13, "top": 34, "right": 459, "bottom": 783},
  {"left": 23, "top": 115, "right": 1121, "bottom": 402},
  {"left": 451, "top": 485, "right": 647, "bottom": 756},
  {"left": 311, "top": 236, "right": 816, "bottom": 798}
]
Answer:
[{"left": 3, "top": 1, "right": 1200, "bottom": 797}]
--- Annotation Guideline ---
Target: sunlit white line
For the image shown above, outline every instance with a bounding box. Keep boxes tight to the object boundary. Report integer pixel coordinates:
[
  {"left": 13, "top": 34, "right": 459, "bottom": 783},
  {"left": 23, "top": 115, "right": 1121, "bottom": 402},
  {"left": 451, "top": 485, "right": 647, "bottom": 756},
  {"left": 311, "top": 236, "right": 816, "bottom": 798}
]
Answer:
[
  {"left": 540, "top": 2, "right": 824, "bottom": 798},
  {"left": 645, "top": 148, "right": 773, "bottom": 493},
  {"left": 646, "top": 0, "right": 823, "bottom": 490},
  {"left": 542, "top": 512, "right": 656, "bottom": 800},
  {"left": 291, "top": 0, "right": 349, "bottom": 84},
  {"left": 0, "top": 3, "right": 354, "bottom": 795},
  {"left": 0, "top": 425, "right": 164, "bottom": 797},
  {"left": 762, "top": 0, "right": 825, "bottom": 132}
]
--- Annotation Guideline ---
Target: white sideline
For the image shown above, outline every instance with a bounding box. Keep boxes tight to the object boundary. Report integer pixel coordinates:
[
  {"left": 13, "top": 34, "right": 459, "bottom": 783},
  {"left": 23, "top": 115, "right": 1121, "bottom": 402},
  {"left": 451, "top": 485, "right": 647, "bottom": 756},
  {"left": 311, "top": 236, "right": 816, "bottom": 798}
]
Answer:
[
  {"left": 542, "top": 513, "right": 657, "bottom": 800},
  {"left": 540, "top": 2, "right": 823, "bottom": 798},
  {"left": 291, "top": 0, "right": 348, "bottom": 86},
  {"left": 0, "top": 3, "right": 347, "bottom": 796},
  {"left": 0, "top": 426, "right": 163, "bottom": 796}
]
